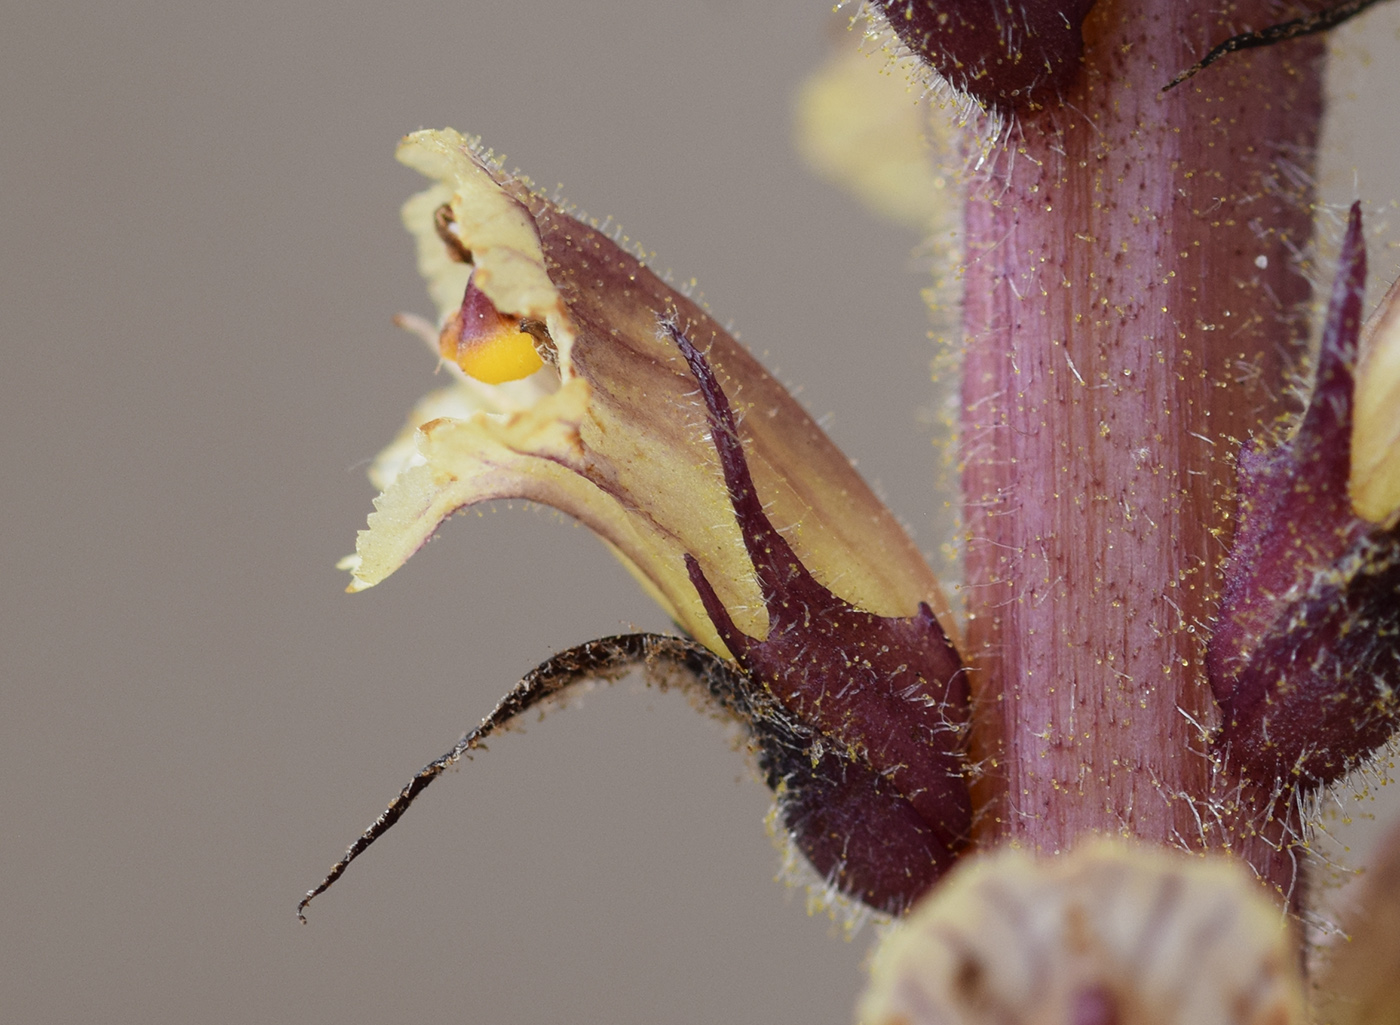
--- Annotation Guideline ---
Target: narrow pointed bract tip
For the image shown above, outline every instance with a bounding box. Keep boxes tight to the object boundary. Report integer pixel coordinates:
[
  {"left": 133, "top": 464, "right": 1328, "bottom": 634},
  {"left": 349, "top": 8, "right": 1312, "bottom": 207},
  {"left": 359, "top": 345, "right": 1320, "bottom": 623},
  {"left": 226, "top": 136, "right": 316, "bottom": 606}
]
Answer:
[
  {"left": 662, "top": 318, "right": 974, "bottom": 912},
  {"left": 296, "top": 634, "right": 756, "bottom": 920},
  {"left": 1208, "top": 202, "right": 1400, "bottom": 791}
]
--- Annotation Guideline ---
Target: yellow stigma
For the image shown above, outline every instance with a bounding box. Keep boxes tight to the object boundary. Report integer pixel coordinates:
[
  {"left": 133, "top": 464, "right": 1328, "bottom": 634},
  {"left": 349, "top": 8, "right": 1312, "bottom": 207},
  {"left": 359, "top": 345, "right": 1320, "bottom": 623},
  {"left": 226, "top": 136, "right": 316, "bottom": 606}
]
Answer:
[
  {"left": 445, "top": 324, "right": 543, "bottom": 384},
  {"left": 440, "top": 282, "right": 546, "bottom": 384}
]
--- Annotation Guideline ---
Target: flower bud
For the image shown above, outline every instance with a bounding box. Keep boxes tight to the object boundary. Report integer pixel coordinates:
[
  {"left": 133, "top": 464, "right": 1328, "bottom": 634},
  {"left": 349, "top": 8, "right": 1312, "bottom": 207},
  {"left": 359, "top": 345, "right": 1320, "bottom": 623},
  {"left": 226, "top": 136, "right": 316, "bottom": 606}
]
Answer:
[
  {"left": 332, "top": 129, "right": 972, "bottom": 915},
  {"left": 860, "top": 843, "right": 1303, "bottom": 1025}
]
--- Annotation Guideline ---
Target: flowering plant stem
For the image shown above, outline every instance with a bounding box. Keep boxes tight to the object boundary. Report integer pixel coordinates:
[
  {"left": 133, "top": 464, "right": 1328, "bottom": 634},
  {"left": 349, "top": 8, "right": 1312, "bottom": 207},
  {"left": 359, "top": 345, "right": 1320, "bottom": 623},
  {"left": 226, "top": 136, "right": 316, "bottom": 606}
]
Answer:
[{"left": 958, "top": 3, "right": 1324, "bottom": 902}]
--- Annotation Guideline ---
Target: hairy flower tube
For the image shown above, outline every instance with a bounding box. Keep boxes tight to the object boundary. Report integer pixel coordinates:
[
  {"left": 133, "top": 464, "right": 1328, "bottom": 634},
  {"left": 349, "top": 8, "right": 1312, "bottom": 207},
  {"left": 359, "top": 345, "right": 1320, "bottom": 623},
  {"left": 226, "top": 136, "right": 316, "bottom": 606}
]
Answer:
[{"left": 303, "top": 129, "right": 974, "bottom": 918}]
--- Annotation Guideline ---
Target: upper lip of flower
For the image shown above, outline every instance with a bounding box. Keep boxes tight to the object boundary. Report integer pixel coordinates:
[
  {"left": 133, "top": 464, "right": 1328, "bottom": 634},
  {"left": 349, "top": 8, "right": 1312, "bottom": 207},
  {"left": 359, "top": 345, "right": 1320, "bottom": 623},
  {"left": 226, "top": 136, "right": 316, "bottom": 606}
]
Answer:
[{"left": 344, "top": 127, "right": 959, "bottom": 658}]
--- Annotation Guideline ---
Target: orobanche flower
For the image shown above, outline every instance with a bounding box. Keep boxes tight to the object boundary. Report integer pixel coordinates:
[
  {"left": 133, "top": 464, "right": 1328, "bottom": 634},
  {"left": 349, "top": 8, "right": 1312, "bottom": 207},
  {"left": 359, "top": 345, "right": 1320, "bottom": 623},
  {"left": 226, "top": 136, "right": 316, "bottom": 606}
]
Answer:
[
  {"left": 298, "top": 4, "right": 1400, "bottom": 1020},
  {"left": 302, "top": 128, "right": 974, "bottom": 920},
  {"left": 348, "top": 128, "right": 954, "bottom": 656}
]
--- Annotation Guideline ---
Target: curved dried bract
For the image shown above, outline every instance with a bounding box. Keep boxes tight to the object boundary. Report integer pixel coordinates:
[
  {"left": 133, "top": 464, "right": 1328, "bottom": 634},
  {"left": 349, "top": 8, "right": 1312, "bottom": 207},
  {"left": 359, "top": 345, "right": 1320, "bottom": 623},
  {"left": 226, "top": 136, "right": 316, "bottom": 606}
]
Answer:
[
  {"left": 324, "top": 129, "right": 975, "bottom": 916},
  {"left": 859, "top": 843, "right": 1303, "bottom": 1025},
  {"left": 298, "top": 633, "right": 758, "bottom": 921}
]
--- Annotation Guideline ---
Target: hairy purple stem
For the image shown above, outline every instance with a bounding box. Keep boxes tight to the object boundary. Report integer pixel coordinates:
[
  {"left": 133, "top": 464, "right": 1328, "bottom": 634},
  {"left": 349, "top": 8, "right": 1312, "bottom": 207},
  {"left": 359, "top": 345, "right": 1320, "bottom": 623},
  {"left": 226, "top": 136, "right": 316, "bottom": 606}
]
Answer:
[{"left": 958, "top": 1, "right": 1324, "bottom": 903}]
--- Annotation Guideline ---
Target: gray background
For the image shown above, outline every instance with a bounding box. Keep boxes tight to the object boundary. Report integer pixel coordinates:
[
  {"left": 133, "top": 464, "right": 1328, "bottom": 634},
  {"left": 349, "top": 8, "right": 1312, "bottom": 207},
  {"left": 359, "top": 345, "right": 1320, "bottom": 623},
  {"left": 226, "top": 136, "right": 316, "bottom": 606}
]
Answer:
[{"left": 4, "top": 3, "right": 1400, "bottom": 1024}]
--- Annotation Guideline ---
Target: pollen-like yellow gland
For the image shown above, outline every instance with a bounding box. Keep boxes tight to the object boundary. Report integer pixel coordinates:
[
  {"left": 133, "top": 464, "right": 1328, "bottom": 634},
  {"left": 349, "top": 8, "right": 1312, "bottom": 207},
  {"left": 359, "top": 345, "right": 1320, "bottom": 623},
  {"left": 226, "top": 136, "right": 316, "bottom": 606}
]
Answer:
[
  {"left": 439, "top": 280, "right": 544, "bottom": 384},
  {"left": 1352, "top": 274, "right": 1400, "bottom": 524}
]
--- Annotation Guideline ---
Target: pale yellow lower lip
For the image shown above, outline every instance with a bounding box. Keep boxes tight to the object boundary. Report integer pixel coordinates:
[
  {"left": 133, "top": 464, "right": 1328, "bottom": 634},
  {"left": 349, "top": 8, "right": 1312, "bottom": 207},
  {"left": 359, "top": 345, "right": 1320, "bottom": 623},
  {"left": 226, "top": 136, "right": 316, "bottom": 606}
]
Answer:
[{"left": 1353, "top": 274, "right": 1400, "bottom": 524}]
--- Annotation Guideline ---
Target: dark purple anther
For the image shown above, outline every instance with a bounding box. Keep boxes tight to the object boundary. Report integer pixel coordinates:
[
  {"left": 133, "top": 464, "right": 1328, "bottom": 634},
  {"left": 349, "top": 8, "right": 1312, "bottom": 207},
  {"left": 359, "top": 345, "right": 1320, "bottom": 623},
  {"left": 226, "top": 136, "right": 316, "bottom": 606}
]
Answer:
[
  {"left": 871, "top": 0, "right": 1097, "bottom": 109},
  {"left": 665, "top": 320, "right": 972, "bottom": 913},
  {"left": 1210, "top": 203, "right": 1400, "bottom": 789}
]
